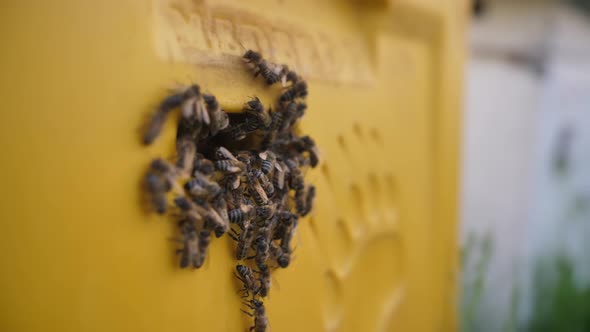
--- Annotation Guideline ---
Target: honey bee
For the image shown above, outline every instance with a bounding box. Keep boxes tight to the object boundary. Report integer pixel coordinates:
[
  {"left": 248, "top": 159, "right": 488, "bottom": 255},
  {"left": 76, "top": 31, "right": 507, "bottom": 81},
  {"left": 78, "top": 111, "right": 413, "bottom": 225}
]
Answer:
[
  {"left": 215, "top": 146, "right": 238, "bottom": 161},
  {"left": 145, "top": 173, "right": 170, "bottom": 214},
  {"left": 176, "top": 219, "right": 200, "bottom": 268},
  {"left": 256, "top": 263, "right": 272, "bottom": 298},
  {"left": 235, "top": 264, "right": 260, "bottom": 298},
  {"left": 228, "top": 204, "right": 254, "bottom": 225},
  {"left": 148, "top": 158, "right": 182, "bottom": 195},
  {"left": 272, "top": 161, "right": 287, "bottom": 191},
  {"left": 270, "top": 242, "right": 290, "bottom": 268},
  {"left": 252, "top": 235, "right": 270, "bottom": 269},
  {"left": 195, "top": 230, "right": 211, "bottom": 268},
  {"left": 193, "top": 154, "right": 215, "bottom": 176},
  {"left": 213, "top": 196, "right": 230, "bottom": 225},
  {"left": 279, "top": 81, "right": 308, "bottom": 103},
  {"left": 245, "top": 97, "right": 271, "bottom": 129},
  {"left": 203, "top": 94, "right": 229, "bottom": 137},
  {"left": 247, "top": 172, "right": 269, "bottom": 206},
  {"left": 175, "top": 137, "right": 196, "bottom": 176},
  {"left": 174, "top": 196, "right": 227, "bottom": 236},
  {"left": 252, "top": 169, "right": 274, "bottom": 197},
  {"left": 299, "top": 185, "right": 315, "bottom": 217},
  {"left": 180, "top": 85, "right": 209, "bottom": 125},
  {"left": 242, "top": 50, "right": 263, "bottom": 64},
  {"left": 273, "top": 211, "right": 298, "bottom": 241},
  {"left": 184, "top": 172, "right": 221, "bottom": 199},
  {"left": 258, "top": 151, "right": 277, "bottom": 175},
  {"left": 242, "top": 299, "right": 269, "bottom": 332},
  {"left": 278, "top": 65, "right": 300, "bottom": 87},
  {"left": 234, "top": 222, "right": 256, "bottom": 260},
  {"left": 285, "top": 159, "right": 304, "bottom": 191},
  {"left": 242, "top": 49, "right": 281, "bottom": 85},
  {"left": 143, "top": 91, "right": 185, "bottom": 145},
  {"left": 202, "top": 203, "right": 229, "bottom": 237},
  {"left": 214, "top": 159, "right": 246, "bottom": 174},
  {"left": 255, "top": 203, "right": 276, "bottom": 220}
]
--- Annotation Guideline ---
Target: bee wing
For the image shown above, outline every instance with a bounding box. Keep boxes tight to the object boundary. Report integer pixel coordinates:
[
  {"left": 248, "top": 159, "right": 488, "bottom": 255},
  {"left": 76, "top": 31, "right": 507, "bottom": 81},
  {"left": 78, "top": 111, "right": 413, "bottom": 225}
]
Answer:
[
  {"left": 181, "top": 97, "right": 195, "bottom": 118},
  {"left": 258, "top": 151, "right": 268, "bottom": 160},
  {"left": 274, "top": 162, "right": 283, "bottom": 173},
  {"left": 196, "top": 98, "right": 210, "bottom": 125},
  {"left": 251, "top": 179, "right": 269, "bottom": 202},
  {"left": 218, "top": 146, "right": 238, "bottom": 161},
  {"left": 231, "top": 176, "right": 241, "bottom": 189}
]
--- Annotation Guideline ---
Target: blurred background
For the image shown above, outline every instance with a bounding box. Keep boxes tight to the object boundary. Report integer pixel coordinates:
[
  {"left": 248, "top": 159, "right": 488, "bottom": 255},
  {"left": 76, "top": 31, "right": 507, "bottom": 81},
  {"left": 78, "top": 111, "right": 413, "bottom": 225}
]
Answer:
[{"left": 461, "top": 0, "right": 590, "bottom": 331}]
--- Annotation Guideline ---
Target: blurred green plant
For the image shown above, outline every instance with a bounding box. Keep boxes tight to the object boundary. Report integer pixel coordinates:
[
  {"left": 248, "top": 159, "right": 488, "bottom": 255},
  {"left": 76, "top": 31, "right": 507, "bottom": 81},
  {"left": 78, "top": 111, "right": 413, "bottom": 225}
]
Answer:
[
  {"left": 461, "top": 231, "right": 494, "bottom": 332},
  {"left": 524, "top": 256, "right": 590, "bottom": 332}
]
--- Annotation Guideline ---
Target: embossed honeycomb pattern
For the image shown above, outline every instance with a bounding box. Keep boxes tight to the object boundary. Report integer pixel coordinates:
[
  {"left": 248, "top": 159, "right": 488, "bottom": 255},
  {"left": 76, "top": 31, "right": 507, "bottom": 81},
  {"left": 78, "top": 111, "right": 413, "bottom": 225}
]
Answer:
[{"left": 304, "top": 122, "right": 405, "bottom": 332}]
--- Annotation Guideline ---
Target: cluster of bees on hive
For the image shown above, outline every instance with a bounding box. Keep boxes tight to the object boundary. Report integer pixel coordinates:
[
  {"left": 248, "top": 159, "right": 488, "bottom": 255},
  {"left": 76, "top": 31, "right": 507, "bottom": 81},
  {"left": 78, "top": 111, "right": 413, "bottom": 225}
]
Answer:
[{"left": 142, "top": 50, "right": 318, "bottom": 332}]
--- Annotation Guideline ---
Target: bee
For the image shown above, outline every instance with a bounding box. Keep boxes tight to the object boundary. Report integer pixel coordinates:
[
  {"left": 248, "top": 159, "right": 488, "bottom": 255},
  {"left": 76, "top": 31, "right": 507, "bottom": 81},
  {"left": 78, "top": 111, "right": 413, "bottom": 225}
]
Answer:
[
  {"left": 174, "top": 196, "right": 204, "bottom": 226},
  {"left": 215, "top": 146, "right": 238, "bottom": 161},
  {"left": 214, "top": 159, "right": 246, "bottom": 174},
  {"left": 273, "top": 211, "right": 298, "bottom": 241},
  {"left": 176, "top": 219, "right": 200, "bottom": 268},
  {"left": 245, "top": 97, "right": 271, "bottom": 129},
  {"left": 247, "top": 172, "right": 269, "bottom": 206},
  {"left": 203, "top": 94, "right": 229, "bottom": 137},
  {"left": 252, "top": 169, "right": 274, "bottom": 197},
  {"left": 298, "top": 185, "right": 315, "bottom": 217},
  {"left": 279, "top": 217, "right": 297, "bottom": 253},
  {"left": 252, "top": 234, "right": 270, "bottom": 269},
  {"left": 242, "top": 299, "right": 269, "bottom": 332},
  {"left": 254, "top": 61, "right": 281, "bottom": 85},
  {"left": 279, "top": 81, "right": 307, "bottom": 103},
  {"left": 174, "top": 196, "right": 227, "bottom": 236},
  {"left": 276, "top": 102, "right": 296, "bottom": 132},
  {"left": 285, "top": 159, "right": 304, "bottom": 191},
  {"left": 257, "top": 263, "right": 272, "bottom": 298},
  {"left": 272, "top": 161, "right": 287, "bottom": 191},
  {"left": 237, "top": 151, "right": 256, "bottom": 169},
  {"left": 270, "top": 242, "right": 290, "bottom": 268},
  {"left": 193, "top": 154, "right": 215, "bottom": 175},
  {"left": 224, "top": 174, "right": 242, "bottom": 193},
  {"left": 175, "top": 137, "right": 196, "bottom": 176},
  {"left": 145, "top": 173, "right": 170, "bottom": 214},
  {"left": 202, "top": 203, "right": 229, "bottom": 237},
  {"left": 213, "top": 196, "right": 230, "bottom": 225},
  {"left": 287, "top": 136, "right": 319, "bottom": 168},
  {"left": 180, "top": 85, "right": 209, "bottom": 125},
  {"left": 194, "top": 230, "right": 211, "bottom": 268},
  {"left": 258, "top": 151, "right": 277, "bottom": 175},
  {"left": 184, "top": 172, "right": 221, "bottom": 199},
  {"left": 243, "top": 50, "right": 263, "bottom": 64},
  {"left": 242, "top": 49, "right": 281, "bottom": 85},
  {"left": 255, "top": 203, "right": 276, "bottom": 220},
  {"left": 143, "top": 91, "right": 185, "bottom": 145},
  {"left": 234, "top": 222, "right": 256, "bottom": 260},
  {"left": 281, "top": 102, "right": 307, "bottom": 130},
  {"left": 228, "top": 204, "right": 254, "bottom": 224},
  {"left": 279, "top": 65, "right": 300, "bottom": 87},
  {"left": 235, "top": 264, "right": 260, "bottom": 298}
]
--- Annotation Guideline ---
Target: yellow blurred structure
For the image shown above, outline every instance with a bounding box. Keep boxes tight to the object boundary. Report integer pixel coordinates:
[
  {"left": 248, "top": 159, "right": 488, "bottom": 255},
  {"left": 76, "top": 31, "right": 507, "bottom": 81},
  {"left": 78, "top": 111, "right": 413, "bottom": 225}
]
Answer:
[{"left": 0, "top": 0, "right": 465, "bottom": 331}]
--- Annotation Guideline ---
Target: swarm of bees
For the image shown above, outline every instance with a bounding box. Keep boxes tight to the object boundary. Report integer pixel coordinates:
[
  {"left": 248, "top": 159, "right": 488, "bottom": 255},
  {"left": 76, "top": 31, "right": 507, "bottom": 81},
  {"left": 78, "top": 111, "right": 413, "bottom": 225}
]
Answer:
[{"left": 142, "top": 50, "right": 318, "bottom": 331}]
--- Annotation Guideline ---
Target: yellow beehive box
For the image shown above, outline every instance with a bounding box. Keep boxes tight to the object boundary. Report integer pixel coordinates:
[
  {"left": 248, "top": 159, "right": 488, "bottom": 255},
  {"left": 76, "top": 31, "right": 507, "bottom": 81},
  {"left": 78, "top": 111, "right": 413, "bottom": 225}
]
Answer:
[{"left": 0, "top": 0, "right": 465, "bottom": 331}]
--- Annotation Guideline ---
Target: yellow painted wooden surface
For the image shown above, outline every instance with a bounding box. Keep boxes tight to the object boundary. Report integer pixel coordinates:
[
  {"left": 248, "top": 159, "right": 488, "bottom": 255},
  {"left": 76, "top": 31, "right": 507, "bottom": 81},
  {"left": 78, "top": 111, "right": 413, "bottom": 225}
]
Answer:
[{"left": 0, "top": 0, "right": 465, "bottom": 331}]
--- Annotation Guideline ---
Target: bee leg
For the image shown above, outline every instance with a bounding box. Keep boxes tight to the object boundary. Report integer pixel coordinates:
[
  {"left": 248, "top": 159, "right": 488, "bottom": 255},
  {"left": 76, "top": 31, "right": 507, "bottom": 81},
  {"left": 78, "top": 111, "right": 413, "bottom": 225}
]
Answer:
[
  {"left": 228, "top": 232, "right": 239, "bottom": 242},
  {"left": 240, "top": 309, "right": 254, "bottom": 317}
]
